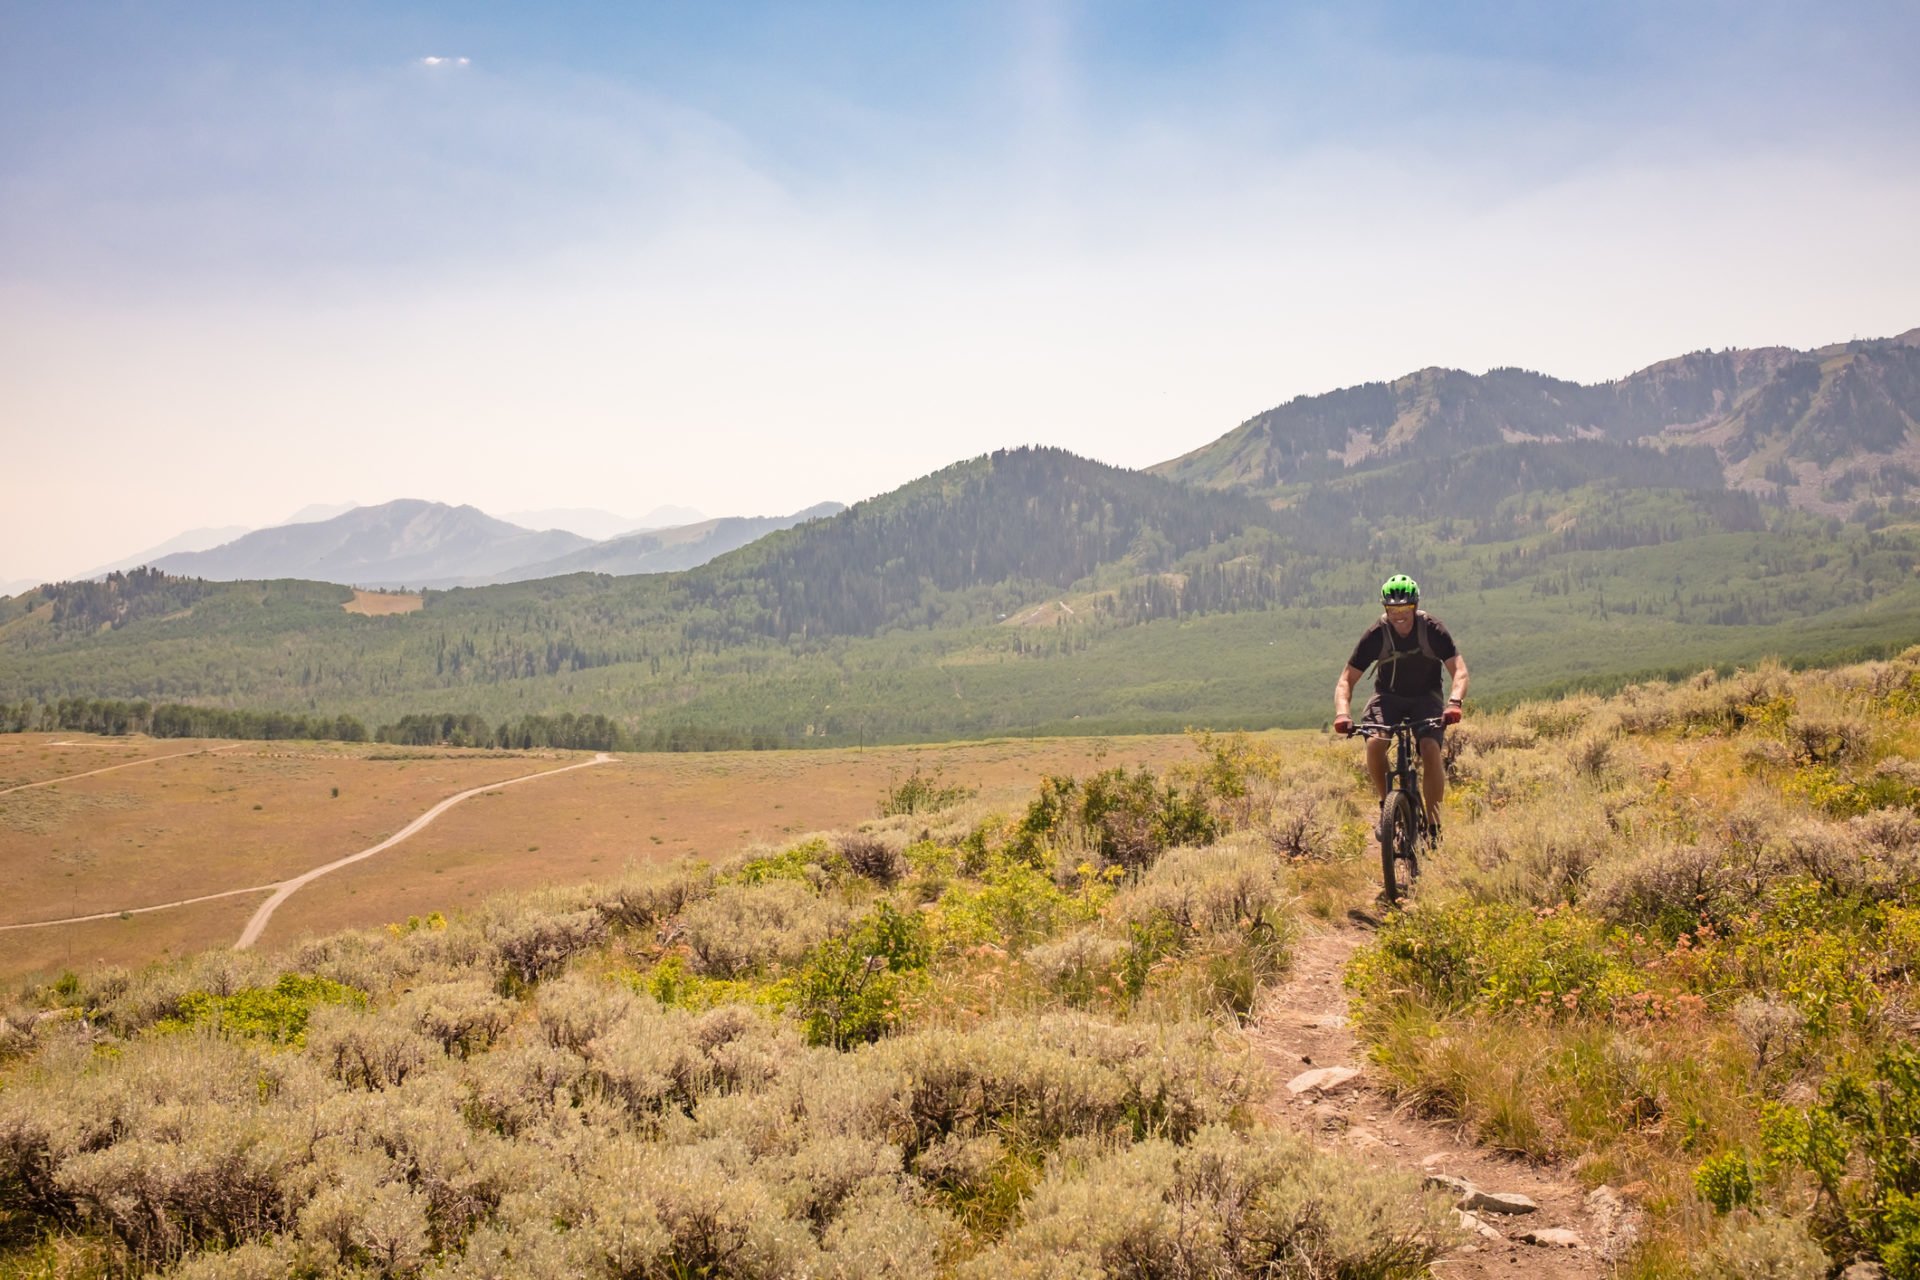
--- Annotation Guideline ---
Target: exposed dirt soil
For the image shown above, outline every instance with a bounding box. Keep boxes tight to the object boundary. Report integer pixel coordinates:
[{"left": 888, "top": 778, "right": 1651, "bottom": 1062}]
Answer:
[
  {"left": 1250, "top": 919, "right": 1626, "bottom": 1277},
  {"left": 341, "top": 589, "right": 424, "bottom": 616}
]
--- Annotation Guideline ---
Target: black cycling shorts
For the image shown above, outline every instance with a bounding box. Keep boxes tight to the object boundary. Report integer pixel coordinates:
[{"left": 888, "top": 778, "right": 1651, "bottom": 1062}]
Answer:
[{"left": 1361, "top": 692, "right": 1446, "bottom": 745}]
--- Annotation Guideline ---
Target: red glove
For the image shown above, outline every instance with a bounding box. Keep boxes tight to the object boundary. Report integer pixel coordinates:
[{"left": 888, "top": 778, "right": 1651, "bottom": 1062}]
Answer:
[
  {"left": 1333, "top": 715, "right": 1353, "bottom": 736},
  {"left": 1444, "top": 703, "right": 1462, "bottom": 726}
]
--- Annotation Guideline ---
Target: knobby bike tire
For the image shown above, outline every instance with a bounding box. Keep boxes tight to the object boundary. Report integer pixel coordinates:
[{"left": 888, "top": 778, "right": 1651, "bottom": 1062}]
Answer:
[{"left": 1377, "top": 789, "right": 1421, "bottom": 906}]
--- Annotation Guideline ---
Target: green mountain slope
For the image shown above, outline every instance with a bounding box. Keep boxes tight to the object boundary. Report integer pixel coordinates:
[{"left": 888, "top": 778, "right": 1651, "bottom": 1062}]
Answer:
[{"left": 5, "top": 467, "right": 1916, "bottom": 746}]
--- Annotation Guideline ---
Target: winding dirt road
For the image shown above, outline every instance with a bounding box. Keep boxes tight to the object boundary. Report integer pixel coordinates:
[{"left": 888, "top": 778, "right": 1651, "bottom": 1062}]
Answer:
[
  {"left": 0, "top": 752, "right": 613, "bottom": 946},
  {"left": 0, "top": 743, "right": 241, "bottom": 797},
  {"left": 234, "top": 752, "right": 613, "bottom": 948}
]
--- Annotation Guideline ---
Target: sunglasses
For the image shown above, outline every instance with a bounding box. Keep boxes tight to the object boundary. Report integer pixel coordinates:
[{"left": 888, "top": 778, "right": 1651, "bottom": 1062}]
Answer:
[{"left": 1383, "top": 602, "right": 1417, "bottom": 613}]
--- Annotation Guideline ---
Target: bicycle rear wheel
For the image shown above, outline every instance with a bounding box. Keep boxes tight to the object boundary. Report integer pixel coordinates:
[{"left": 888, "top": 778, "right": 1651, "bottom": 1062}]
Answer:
[{"left": 1377, "top": 789, "right": 1421, "bottom": 906}]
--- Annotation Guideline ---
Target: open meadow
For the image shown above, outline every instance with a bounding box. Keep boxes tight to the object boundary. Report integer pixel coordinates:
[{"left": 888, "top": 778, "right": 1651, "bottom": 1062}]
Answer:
[{"left": 0, "top": 732, "right": 1207, "bottom": 981}]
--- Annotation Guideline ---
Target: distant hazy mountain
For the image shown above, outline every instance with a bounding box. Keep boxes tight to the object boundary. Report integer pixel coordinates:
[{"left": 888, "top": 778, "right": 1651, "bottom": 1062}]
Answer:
[
  {"left": 0, "top": 577, "right": 36, "bottom": 599},
  {"left": 138, "top": 499, "right": 834, "bottom": 589},
  {"left": 151, "top": 500, "right": 594, "bottom": 589},
  {"left": 1154, "top": 326, "right": 1920, "bottom": 515},
  {"left": 486, "top": 503, "right": 846, "bottom": 582},
  {"left": 497, "top": 505, "right": 708, "bottom": 542},
  {"left": 632, "top": 504, "right": 707, "bottom": 530},
  {"left": 78, "top": 525, "right": 254, "bottom": 580}
]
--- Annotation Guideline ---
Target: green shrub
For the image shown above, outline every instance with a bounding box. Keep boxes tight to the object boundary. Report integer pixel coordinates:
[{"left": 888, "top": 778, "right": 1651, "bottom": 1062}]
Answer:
[
  {"left": 794, "top": 902, "right": 931, "bottom": 1049},
  {"left": 912, "top": 1131, "right": 1037, "bottom": 1235},
  {"left": 1764, "top": 1042, "right": 1920, "bottom": 1272},
  {"left": 1348, "top": 901, "right": 1643, "bottom": 1024},
  {"left": 932, "top": 859, "right": 1103, "bottom": 954},
  {"left": 1694, "top": 1150, "right": 1756, "bottom": 1213},
  {"left": 880, "top": 766, "right": 976, "bottom": 816},
  {"left": 1077, "top": 765, "right": 1219, "bottom": 871},
  {"left": 723, "top": 835, "right": 848, "bottom": 886},
  {"left": 1117, "top": 917, "right": 1181, "bottom": 1004},
  {"left": 1006, "top": 766, "right": 1221, "bottom": 873},
  {"left": 153, "top": 972, "right": 367, "bottom": 1044}
]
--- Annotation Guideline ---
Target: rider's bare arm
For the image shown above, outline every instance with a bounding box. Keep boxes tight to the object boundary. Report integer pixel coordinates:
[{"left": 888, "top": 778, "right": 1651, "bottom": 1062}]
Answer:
[
  {"left": 1444, "top": 654, "right": 1469, "bottom": 705},
  {"left": 1334, "top": 665, "right": 1364, "bottom": 720}
]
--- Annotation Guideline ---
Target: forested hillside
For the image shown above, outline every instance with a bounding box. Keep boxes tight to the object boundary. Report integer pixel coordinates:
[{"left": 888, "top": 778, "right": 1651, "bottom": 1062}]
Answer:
[{"left": 2, "top": 434, "right": 1917, "bottom": 747}]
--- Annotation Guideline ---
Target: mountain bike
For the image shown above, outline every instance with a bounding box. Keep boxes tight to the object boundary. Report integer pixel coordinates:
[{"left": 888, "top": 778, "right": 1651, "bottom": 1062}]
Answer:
[{"left": 1351, "top": 715, "right": 1446, "bottom": 906}]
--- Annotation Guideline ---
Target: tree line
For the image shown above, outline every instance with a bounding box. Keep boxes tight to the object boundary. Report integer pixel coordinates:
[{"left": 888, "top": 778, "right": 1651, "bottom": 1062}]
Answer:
[{"left": 0, "top": 697, "right": 789, "bottom": 753}]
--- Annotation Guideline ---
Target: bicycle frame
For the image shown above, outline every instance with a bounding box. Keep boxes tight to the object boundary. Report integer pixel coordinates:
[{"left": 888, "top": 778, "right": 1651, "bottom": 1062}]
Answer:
[
  {"left": 1353, "top": 715, "right": 1446, "bottom": 904},
  {"left": 1356, "top": 715, "right": 1444, "bottom": 807}
]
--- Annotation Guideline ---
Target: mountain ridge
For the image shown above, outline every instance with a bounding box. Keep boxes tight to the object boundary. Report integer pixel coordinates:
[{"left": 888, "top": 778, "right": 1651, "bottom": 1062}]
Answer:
[{"left": 1154, "top": 327, "right": 1920, "bottom": 515}]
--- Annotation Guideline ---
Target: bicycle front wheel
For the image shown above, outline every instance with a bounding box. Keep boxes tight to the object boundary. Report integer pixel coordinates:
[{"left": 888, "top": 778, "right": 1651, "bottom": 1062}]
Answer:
[{"left": 1377, "top": 790, "right": 1421, "bottom": 906}]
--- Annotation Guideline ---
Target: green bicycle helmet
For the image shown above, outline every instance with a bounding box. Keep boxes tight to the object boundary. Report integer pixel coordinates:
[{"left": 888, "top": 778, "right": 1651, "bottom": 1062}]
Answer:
[{"left": 1380, "top": 574, "right": 1420, "bottom": 606}]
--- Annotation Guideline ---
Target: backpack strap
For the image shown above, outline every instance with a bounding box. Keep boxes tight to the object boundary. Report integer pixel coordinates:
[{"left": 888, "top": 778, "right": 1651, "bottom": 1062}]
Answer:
[
  {"left": 1414, "top": 610, "right": 1437, "bottom": 661},
  {"left": 1370, "top": 611, "right": 1439, "bottom": 675}
]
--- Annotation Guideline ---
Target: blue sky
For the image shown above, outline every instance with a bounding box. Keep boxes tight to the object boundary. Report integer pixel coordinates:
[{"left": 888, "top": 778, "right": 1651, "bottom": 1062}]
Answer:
[{"left": 3, "top": 1, "right": 1918, "bottom": 581}]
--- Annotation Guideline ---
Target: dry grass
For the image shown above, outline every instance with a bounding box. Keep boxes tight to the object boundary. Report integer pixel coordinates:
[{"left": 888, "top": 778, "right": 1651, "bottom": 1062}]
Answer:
[
  {"left": 340, "top": 590, "right": 423, "bottom": 617},
  {"left": 0, "top": 732, "right": 1227, "bottom": 981}
]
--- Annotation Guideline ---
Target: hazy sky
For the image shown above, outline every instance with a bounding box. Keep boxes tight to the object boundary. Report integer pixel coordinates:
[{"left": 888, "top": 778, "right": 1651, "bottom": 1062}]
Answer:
[{"left": 4, "top": 1, "right": 1918, "bottom": 583}]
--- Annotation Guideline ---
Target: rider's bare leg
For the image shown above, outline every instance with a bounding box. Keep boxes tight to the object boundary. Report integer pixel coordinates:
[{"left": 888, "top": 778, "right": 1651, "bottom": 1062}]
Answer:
[
  {"left": 1419, "top": 737, "right": 1445, "bottom": 825},
  {"left": 1365, "top": 738, "right": 1389, "bottom": 803}
]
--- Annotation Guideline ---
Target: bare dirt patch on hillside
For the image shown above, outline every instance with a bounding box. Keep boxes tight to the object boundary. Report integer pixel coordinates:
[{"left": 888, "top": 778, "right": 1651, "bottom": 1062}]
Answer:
[
  {"left": 341, "top": 589, "right": 423, "bottom": 616},
  {"left": 1251, "top": 920, "right": 1627, "bottom": 1278}
]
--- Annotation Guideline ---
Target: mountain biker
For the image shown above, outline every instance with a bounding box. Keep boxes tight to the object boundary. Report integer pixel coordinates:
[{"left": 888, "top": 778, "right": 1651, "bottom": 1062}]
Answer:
[{"left": 1332, "top": 575, "right": 1469, "bottom": 836}]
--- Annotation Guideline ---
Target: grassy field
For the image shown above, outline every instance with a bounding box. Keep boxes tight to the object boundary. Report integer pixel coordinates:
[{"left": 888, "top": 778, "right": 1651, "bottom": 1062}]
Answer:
[{"left": 0, "top": 731, "right": 1209, "bottom": 981}]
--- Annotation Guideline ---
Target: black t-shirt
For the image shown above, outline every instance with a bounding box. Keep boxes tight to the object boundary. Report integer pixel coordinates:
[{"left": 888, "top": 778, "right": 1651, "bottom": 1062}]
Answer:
[{"left": 1346, "top": 613, "right": 1458, "bottom": 697}]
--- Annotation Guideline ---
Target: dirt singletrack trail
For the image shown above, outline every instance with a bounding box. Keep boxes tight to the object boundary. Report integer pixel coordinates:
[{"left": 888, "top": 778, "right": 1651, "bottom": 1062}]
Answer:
[{"left": 1249, "top": 919, "right": 1632, "bottom": 1277}]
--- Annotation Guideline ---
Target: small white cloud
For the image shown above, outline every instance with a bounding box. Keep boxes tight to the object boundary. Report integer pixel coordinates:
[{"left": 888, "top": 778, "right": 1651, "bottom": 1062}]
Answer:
[{"left": 417, "top": 56, "right": 471, "bottom": 68}]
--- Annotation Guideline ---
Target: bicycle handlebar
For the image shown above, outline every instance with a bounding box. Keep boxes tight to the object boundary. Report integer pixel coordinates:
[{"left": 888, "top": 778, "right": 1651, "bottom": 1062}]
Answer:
[{"left": 1346, "top": 716, "right": 1447, "bottom": 739}]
